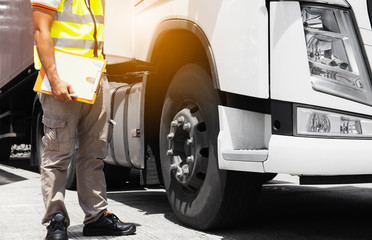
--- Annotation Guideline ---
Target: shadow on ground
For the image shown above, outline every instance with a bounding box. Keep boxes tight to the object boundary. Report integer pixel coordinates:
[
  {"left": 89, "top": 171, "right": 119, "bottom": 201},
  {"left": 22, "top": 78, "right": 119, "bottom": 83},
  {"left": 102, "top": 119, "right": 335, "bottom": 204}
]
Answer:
[
  {"left": 105, "top": 178, "right": 372, "bottom": 240},
  {"left": 209, "top": 181, "right": 372, "bottom": 240},
  {"left": 1, "top": 157, "right": 39, "bottom": 173},
  {"left": 0, "top": 168, "right": 27, "bottom": 186}
]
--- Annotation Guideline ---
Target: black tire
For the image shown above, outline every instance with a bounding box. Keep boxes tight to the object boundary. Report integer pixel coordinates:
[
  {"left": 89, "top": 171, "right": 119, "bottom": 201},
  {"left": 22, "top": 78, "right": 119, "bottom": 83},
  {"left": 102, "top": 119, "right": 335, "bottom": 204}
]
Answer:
[
  {"left": 159, "top": 64, "right": 262, "bottom": 230},
  {"left": 31, "top": 102, "right": 77, "bottom": 190},
  {"left": 0, "top": 139, "right": 12, "bottom": 161}
]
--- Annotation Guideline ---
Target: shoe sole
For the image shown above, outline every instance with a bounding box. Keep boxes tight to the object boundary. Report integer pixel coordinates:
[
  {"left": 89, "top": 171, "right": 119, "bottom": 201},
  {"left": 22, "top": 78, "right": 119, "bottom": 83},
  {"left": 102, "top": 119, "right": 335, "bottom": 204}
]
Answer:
[
  {"left": 46, "top": 237, "right": 67, "bottom": 240},
  {"left": 45, "top": 235, "right": 68, "bottom": 240},
  {"left": 83, "top": 225, "right": 136, "bottom": 236}
]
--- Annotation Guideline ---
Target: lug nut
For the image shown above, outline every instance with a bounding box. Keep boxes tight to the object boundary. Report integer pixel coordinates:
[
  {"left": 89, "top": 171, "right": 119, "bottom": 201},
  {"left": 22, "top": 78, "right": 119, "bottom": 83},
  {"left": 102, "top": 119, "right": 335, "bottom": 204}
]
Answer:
[
  {"left": 177, "top": 116, "right": 185, "bottom": 124},
  {"left": 183, "top": 123, "right": 191, "bottom": 131},
  {"left": 186, "top": 156, "right": 194, "bottom": 164},
  {"left": 170, "top": 163, "right": 178, "bottom": 170},
  {"left": 182, "top": 165, "right": 189, "bottom": 175},
  {"left": 167, "top": 133, "right": 174, "bottom": 140},
  {"left": 171, "top": 120, "right": 178, "bottom": 127},
  {"left": 176, "top": 170, "right": 183, "bottom": 177},
  {"left": 167, "top": 149, "right": 173, "bottom": 156}
]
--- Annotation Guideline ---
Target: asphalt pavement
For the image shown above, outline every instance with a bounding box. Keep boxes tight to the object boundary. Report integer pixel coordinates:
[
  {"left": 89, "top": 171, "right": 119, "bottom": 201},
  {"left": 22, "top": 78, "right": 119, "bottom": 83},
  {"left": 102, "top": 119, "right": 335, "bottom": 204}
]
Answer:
[{"left": 2, "top": 156, "right": 372, "bottom": 240}]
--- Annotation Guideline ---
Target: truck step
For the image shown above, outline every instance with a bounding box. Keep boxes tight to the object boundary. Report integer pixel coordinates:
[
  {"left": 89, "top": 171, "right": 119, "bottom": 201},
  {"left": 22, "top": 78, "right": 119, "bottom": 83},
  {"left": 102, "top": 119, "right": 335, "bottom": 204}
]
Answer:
[{"left": 221, "top": 149, "right": 268, "bottom": 162}]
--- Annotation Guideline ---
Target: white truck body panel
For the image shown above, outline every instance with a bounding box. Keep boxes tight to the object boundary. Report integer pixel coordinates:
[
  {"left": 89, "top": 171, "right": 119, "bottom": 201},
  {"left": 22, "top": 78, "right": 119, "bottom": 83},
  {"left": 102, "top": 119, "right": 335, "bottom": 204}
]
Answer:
[
  {"left": 104, "top": 0, "right": 269, "bottom": 99},
  {"left": 348, "top": 0, "right": 371, "bottom": 30},
  {"left": 265, "top": 135, "right": 372, "bottom": 175},
  {"left": 183, "top": 0, "right": 269, "bottom": 98},
  {"left": 104, "top": 0, "right": 134, "bottom": 64}
]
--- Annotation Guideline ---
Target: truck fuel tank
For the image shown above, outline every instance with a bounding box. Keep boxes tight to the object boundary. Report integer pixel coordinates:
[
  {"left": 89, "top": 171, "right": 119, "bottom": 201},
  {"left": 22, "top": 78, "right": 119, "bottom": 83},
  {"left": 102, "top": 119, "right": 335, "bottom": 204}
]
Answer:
[{"left": 106, "top": 78, "right": 145, "bottom": 169}]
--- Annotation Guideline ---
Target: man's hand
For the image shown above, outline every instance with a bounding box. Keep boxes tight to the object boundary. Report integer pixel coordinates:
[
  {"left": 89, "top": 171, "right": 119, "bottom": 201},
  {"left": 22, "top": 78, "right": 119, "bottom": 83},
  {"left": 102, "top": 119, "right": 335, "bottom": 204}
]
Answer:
[
  {"left": 50, "top": 78, "right": 75, "bottom": 102},
  {"left": 32, "top": 8, "right": 74, "bottom": 102}
]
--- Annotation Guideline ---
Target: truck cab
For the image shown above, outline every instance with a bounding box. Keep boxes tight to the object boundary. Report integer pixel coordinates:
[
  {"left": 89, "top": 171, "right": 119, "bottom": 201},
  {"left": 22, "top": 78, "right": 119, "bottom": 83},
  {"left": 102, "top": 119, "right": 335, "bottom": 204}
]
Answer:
[{"left": 102, "top": 0, "right": 372, "bottom": 230}]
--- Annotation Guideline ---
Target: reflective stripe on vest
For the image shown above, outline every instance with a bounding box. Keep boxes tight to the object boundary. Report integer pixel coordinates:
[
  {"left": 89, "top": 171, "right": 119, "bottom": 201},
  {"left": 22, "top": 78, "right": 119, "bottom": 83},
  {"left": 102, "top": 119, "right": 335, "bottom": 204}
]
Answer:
[
  {"left": 53, "top": 38, "right": 104, "bottom": 50},
  {"left": 34, "top": 0, "right": 104, "bottom": 70},
  {"left": 55, "top": 10, "right": 104, "bottom": 24}
]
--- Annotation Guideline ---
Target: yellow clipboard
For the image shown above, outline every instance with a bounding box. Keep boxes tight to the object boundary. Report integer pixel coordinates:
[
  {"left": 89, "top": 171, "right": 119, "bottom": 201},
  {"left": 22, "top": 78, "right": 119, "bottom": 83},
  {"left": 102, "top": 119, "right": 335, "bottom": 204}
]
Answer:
[{"left": 33, "top": 49, "right": 107, "bottom": 104}]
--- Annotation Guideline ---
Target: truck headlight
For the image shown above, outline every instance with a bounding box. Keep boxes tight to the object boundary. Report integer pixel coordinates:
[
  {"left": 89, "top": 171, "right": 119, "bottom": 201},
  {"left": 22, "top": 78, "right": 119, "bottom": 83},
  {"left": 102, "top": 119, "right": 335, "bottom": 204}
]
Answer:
[
  {"left": 296, "top": 107, "right": 372, "bottom": 138},
  {"left": 301, "top": 5, "right": 372, "bottom": 105}
]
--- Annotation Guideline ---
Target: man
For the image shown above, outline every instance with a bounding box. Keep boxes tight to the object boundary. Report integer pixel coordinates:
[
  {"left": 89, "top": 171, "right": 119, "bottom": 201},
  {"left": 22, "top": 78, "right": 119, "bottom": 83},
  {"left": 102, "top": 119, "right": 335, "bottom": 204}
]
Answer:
[{"left": 30, "top": 0, "right": 136, "bottom": 239}]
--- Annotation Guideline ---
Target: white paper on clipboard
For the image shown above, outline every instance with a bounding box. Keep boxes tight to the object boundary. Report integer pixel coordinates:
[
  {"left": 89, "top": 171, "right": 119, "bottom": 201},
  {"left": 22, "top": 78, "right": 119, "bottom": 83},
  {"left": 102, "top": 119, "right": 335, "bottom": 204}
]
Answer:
[{"left": 40, "top": 50, "right": 106, "bottom": 102}]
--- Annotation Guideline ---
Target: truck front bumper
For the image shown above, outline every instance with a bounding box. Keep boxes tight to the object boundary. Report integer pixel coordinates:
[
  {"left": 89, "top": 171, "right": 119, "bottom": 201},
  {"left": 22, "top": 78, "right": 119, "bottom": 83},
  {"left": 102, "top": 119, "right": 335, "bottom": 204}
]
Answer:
[
  {"left": 264, "top": 135, "right": 372, "bottom": 175},
  {"left": 217, "top": 105, "right": 372, "bottom": 176},
  {"left": 219, "top": 134, "right": 372, "bottom": 176}
]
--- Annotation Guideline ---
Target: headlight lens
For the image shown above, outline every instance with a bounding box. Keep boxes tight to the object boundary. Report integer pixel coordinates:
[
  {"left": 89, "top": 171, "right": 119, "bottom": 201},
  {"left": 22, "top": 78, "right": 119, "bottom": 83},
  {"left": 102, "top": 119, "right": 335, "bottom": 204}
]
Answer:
[
  {"left": 297, "top": 107, "right": 372, "bottom": 138},
  {"left": 301, "top": 5, "right": 372, "bottom": 105}
]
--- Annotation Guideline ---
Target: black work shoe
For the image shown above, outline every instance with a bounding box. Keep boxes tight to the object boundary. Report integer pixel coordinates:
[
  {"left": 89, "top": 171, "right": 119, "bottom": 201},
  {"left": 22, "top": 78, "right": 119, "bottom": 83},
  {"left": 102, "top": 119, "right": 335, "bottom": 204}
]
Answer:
[
  {"left": 45, "top": 213, "right": 68, "bottom": 240},
  {"left": 83, "top": 211, "right": 136, "bottom": 236}
]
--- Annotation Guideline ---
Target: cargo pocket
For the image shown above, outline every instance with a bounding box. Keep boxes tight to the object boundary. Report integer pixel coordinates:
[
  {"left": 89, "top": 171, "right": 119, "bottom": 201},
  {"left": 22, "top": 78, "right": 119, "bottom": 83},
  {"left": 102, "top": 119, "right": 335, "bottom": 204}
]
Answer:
[{"left": 42, "top": 116, "right": 71, "bottom": 152}]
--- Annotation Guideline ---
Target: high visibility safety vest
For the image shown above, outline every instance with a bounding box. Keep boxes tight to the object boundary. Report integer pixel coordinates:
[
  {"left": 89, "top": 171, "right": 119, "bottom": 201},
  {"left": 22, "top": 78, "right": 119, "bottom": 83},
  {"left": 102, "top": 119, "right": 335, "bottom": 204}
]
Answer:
[{"left": 33, "top": 0, "right": 104, "bottom": 70}]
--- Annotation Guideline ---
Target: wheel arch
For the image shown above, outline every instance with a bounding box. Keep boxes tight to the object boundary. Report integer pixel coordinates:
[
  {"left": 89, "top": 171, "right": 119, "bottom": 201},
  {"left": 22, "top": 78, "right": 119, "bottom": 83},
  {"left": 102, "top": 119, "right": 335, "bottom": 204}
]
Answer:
[
  {"left": 143, "top": 19, "right": 220, "bottom": 181},
  {"left": 148, "top": 19, "right": 219, "bottom": 89}
]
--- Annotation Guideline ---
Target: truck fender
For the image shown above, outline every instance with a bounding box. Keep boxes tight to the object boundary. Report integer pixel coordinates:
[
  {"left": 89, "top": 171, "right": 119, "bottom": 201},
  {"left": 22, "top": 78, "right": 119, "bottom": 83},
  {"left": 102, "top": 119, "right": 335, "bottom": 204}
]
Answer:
[{"left": 148, "top": 19, "right": 219, "bottom": 90}]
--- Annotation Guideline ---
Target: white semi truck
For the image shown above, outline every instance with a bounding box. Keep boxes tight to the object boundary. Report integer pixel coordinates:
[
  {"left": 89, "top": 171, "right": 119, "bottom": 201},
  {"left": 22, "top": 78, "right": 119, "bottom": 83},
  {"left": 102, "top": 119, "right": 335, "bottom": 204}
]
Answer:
[{"left": 1, "top": 0, "right": 372, "bottom": 230}]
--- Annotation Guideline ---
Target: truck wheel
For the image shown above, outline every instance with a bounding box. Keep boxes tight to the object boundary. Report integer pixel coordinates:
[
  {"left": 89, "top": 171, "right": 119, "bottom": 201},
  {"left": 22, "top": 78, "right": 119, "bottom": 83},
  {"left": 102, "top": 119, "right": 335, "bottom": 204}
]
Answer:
[
  {"left": 159, "top": 64, "right": 262, "bottom": 230},
  {"left": 0, "top": 139, "right": 12, "bottom": 161},
  {"left": 32, "top": 103, "right": 77, "bottom": 190}
]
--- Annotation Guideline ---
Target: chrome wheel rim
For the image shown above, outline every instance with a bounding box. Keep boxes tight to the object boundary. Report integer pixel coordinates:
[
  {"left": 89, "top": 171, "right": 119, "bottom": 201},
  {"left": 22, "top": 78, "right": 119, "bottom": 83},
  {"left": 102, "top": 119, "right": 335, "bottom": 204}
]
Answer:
[{"left": 166, "top": 102, "right": 209, "bottom": 193}]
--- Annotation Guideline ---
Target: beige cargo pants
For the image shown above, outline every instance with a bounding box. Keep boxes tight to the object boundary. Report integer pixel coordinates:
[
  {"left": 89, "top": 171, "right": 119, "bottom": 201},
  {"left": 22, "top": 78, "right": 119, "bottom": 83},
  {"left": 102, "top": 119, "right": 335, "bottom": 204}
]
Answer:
[{"left": 39, "top": 76, "right": 110, "bottom": 226}]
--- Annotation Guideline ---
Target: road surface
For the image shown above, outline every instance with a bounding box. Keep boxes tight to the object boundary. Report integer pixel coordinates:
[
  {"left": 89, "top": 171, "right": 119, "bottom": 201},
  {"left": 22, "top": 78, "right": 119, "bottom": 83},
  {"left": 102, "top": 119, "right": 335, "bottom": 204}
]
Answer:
[{"left": 1, "top": 157, "right": 372, "bottom": 239}]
